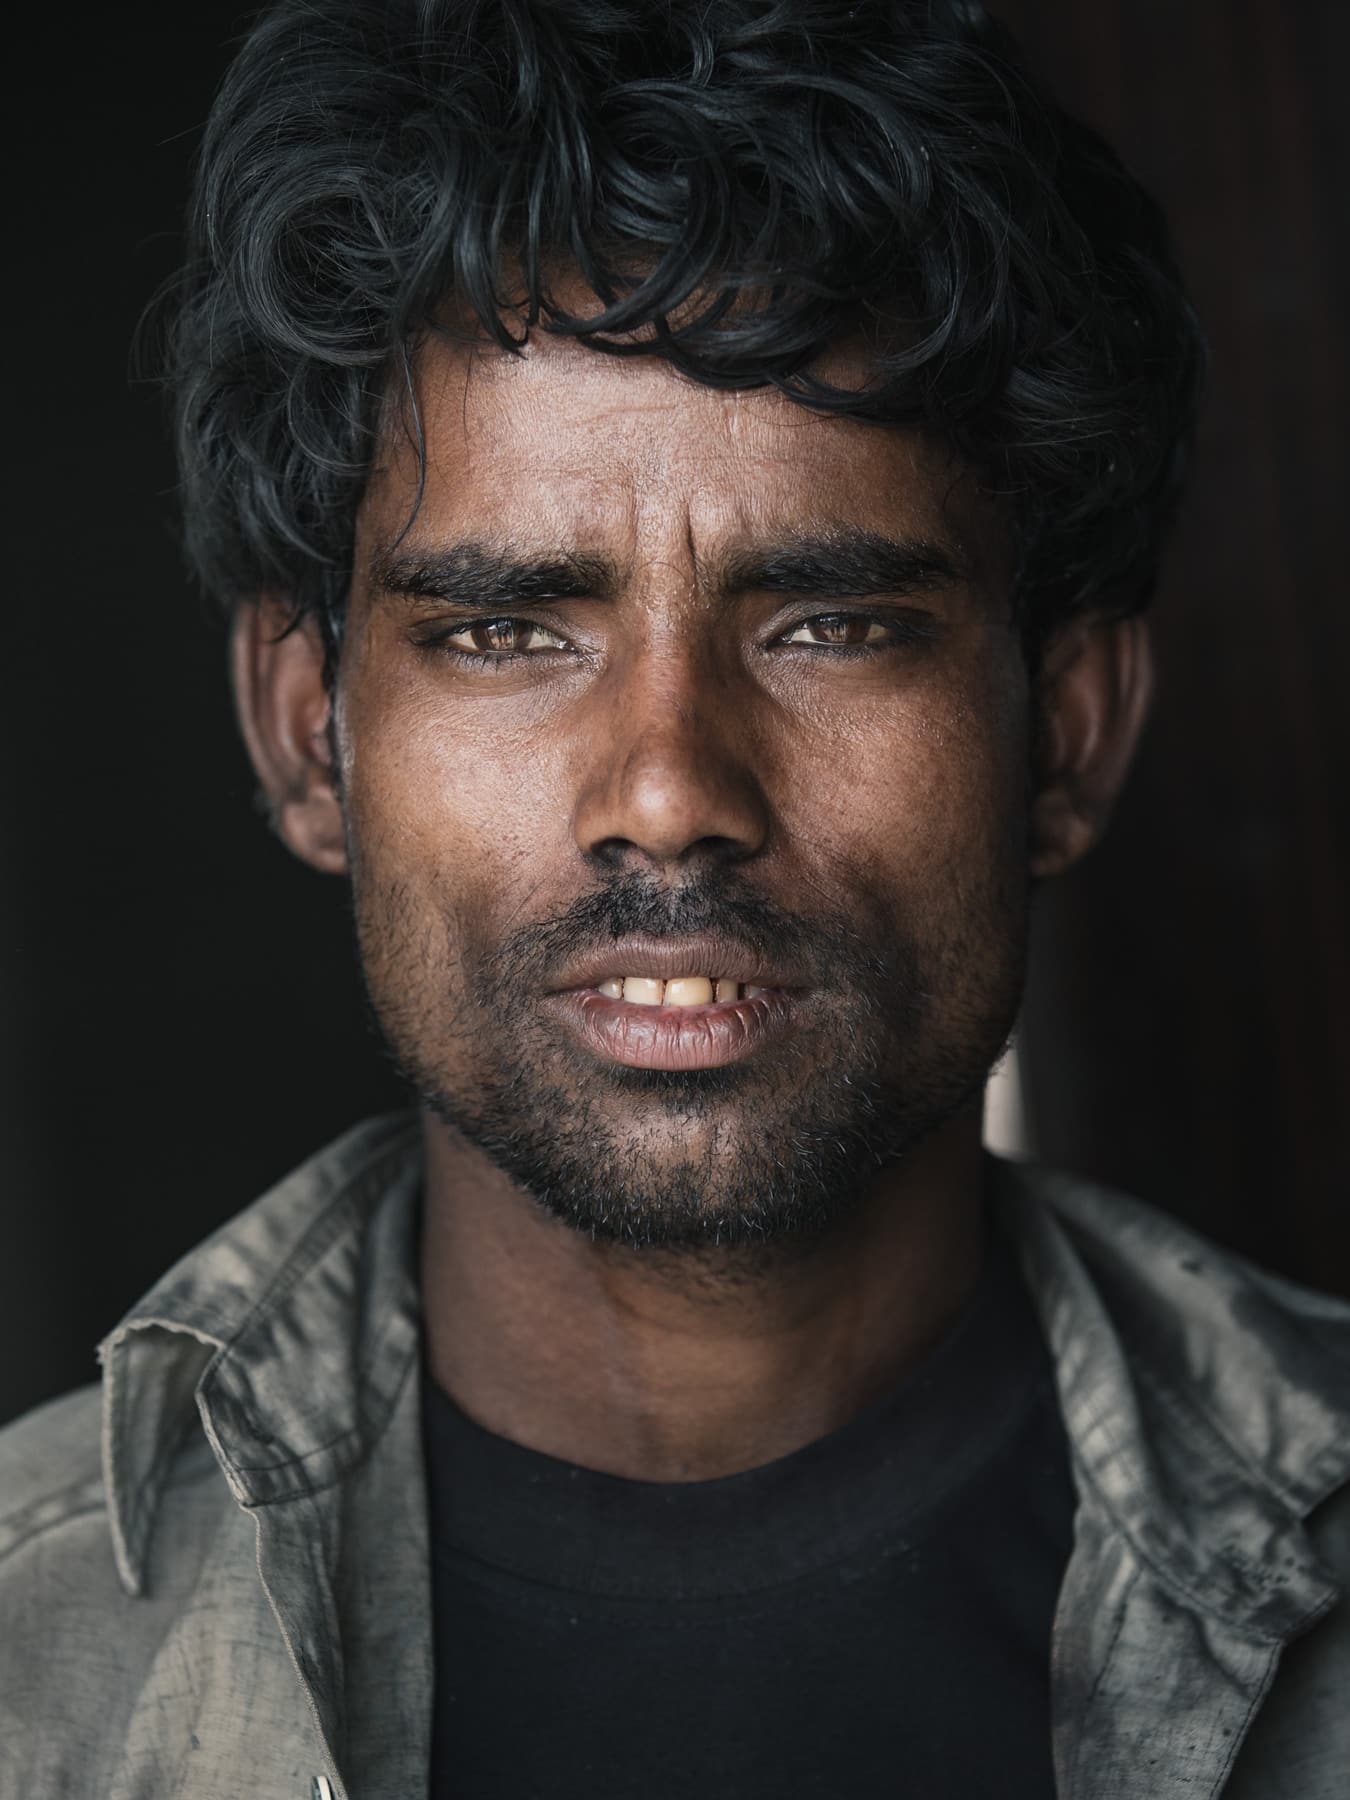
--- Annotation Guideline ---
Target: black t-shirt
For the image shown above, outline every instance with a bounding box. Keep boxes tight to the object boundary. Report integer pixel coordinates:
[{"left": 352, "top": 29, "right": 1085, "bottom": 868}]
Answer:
[{"left": 421, "top": 1220, "right": 1076, "bottom": 1799}]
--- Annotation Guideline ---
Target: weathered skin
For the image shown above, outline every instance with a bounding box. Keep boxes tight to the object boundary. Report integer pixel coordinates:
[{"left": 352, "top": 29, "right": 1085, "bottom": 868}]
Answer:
[{"left": 233, "top": 293, "right": 1152, "bottom": 1482}]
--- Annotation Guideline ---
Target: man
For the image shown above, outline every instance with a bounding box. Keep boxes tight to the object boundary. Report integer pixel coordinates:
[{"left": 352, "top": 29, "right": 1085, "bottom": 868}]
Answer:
[{"left": 2, "top": 0, "right": 1347, "bottom": 1794}]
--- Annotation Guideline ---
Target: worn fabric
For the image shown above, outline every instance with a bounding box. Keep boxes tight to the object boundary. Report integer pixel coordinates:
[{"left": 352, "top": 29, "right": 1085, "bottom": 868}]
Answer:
[
  {"left": 1, "top": 1113, "right": 1348, "bottom": 1799},
  {"left": 422, "top": 1214, "right": 1073, "bottom": 1797}
]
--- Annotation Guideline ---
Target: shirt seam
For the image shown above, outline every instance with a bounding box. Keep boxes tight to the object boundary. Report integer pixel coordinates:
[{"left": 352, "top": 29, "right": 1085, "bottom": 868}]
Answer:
[
  {"left": 234, "top": 1337, "right": 422, "bottom": 1507},
  {"left": 1066, "top": 1443, "right": 1306, "bottom": 1648},
  {"left": 198, "top": 1131, "right": 420, "bottom": 1485}
]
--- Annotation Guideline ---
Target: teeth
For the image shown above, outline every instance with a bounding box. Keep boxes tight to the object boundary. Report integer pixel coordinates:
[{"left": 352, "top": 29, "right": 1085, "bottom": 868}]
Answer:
[
  {"left": 622, "top": 977, "right": 665, "bottom": 1007},
  {"left": 663, "top": 976, "right": 714, "bottom": 1007},
  {"left": 596, "top": 976, "right": 763, "bottom": 1007}
]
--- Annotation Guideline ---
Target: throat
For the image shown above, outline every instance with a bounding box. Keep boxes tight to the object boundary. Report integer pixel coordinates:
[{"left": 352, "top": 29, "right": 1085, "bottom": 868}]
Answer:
[{"left": 417, "top": 1105, "right": 988, "bottom": 1483}]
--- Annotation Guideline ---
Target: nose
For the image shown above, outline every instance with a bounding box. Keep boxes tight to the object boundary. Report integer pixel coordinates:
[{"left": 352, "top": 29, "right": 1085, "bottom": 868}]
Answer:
[{"left": 571, "top": 647, "right": 772, "bottom": 875}]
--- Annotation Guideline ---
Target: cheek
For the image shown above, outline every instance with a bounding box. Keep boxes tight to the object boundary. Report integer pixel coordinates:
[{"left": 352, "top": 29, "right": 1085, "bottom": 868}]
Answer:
[
  {"left": 768, "top": 663, "right": 1030, "bottom": 913},
  {"left": 338, "top": 665, "right": 577, "bottom": 949}
]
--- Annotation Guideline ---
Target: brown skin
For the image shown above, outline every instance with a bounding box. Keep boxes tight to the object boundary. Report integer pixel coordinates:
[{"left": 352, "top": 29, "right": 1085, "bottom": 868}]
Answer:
[{"left": 233, "top": 309, "right": 1151, "bottom": 1482}]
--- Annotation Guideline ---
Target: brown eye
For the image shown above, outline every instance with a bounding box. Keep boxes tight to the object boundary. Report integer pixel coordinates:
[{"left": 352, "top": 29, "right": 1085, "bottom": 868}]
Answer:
[
  {"left": 438, "top": 617, "right": 570, "bottom": 658},
  {"left": 782, "top": 614, "right": 887, "bottom": 647},
  {"left": 471, "top": 619, "right": 528, "bottom": 653}
]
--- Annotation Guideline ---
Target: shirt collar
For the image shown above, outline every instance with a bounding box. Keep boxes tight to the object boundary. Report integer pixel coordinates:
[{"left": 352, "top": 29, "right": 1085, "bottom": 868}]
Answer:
[
  {"left": 98, "top": 1113, "right": 422, "bottom": 1595},
  {"left": 995, "top": 1157, "right": 1350, "bottom": 1641},
  {"left": 97, "top": 1113, "right": 1350, "bottom": 1648}
]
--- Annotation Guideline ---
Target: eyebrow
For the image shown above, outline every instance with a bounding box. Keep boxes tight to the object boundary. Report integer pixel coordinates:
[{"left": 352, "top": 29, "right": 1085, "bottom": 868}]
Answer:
[
  {"left": 720, "top": 530, "right": 965, "bottom": 598},
  {"left": 372, "top": 527, "right": 966, "bottom": 612},
  {"left": 372, "top": 542, "right": 612, "bottom": 611}
]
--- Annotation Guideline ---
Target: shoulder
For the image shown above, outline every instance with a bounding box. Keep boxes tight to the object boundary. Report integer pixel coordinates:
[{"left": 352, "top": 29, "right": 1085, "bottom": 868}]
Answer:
[
  {"left": 0, "top": 1382, "right": 230, "bottom": 1789},
  {"left": 995, "top": 1155, "right": 1350, "bottom": 1545},
  {"left": 0, "top": 1381, "right": 107, "bottom": 1565},
  {"left": 996, "top": 1162, "right": 1350, "bottom": 1792},
  {"left": 998, "top": 1156, "right": 1350, "bottom": 1377},
  {"left": 0, "top": 1374, "right": 211, "bottom": 1636},
  {"left": 1227, "top": 1481, "right": 1350, "bottom": 1798},
  {"left": 0, "top": 1385, "right": 129, "bottom": 1780}
]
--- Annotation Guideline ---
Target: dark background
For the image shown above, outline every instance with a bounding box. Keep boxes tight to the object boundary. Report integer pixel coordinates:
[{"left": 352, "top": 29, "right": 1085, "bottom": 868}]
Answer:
[{"left": 4, "top": 2, "right": 1348, "bottom": 1427}]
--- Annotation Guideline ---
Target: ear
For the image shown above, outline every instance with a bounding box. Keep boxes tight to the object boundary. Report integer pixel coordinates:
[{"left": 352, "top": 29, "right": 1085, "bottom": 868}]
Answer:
[
  {"left": 1029, "top": 612, "right": 1153, "bottom": 879},
  {"left": 230, "top": 597, "right": 348, "bottom": 875}
]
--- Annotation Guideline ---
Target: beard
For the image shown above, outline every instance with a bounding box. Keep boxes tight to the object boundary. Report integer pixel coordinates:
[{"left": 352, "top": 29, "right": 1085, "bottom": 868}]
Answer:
[{"left": 353, "top": 853, "right": 1027, "bottom": 1258}]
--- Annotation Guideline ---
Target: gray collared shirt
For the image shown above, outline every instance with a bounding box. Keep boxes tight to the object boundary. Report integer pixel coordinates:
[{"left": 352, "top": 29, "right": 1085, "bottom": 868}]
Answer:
[{"left": 2, "top": 1113, "right": 1348, "bottom": 1798}]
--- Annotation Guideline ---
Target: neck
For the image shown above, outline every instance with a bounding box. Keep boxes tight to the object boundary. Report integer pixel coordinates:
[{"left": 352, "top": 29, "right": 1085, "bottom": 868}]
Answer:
[{"left": 418, "top": 1109, "right": 988, "bottom": 1482}]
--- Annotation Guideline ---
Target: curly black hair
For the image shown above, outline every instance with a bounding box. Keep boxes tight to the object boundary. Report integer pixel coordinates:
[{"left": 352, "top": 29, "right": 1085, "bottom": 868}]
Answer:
[{"left": 165, "top": 0, "right": 1205, "bottom": 662}]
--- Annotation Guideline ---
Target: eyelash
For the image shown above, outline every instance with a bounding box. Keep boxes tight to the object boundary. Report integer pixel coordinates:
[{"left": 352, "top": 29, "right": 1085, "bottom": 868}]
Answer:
[{"left": 414, "top": 612, "right": 934, "bottom": 668}]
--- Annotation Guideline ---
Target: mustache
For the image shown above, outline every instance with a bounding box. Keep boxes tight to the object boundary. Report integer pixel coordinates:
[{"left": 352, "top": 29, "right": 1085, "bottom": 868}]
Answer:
[{"left": 478, "top": 867, "right": 894, "bottom": 998}]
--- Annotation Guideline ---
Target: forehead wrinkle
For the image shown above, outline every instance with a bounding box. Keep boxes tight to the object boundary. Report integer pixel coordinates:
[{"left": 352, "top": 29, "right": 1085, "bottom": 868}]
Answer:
[{"left": 379, "top": 326, "right": 1004, "bottom": 615}]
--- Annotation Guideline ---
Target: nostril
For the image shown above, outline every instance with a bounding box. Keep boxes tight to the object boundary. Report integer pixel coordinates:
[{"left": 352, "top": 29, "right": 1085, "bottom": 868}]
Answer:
[
  {"left": 582, "top": 835, "right": 762, "bottom": 879},
  {"left": 584, "top": 837, "right": 640, "bottom": 873},
  {"left": 573, "top": 729, "right": 773, "bottom": 870}
]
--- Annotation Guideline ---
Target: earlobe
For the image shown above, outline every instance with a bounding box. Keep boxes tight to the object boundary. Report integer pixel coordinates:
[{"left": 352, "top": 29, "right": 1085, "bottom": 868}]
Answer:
[
  {"left": 1029, "top": 612, "right": 1153, "bottom": 879},
  {"left": 229, "top": 597, "right": 348, "bottom": 875}
]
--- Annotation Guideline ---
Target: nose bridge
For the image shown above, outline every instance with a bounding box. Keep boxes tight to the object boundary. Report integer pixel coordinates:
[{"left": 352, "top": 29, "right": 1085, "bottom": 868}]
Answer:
[{"left": 572, "top": 619, "right": 772, "bottom": 870}]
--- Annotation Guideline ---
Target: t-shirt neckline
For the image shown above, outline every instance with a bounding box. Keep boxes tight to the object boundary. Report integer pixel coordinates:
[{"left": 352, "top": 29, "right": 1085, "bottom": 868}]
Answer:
[{"left": 420, "top": 1215, "right": 1054, "bottom": 1600}]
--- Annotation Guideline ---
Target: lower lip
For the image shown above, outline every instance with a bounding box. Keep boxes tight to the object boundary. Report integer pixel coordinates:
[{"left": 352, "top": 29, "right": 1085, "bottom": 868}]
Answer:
[{"left": 547, "top": 987, "right": 798, "bottom": 1071}]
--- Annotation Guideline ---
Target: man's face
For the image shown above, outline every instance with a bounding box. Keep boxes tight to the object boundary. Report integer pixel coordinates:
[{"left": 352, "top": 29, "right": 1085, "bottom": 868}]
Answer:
[{"left": 332, "top": 320, "right": 1031, "bottom": 1250}]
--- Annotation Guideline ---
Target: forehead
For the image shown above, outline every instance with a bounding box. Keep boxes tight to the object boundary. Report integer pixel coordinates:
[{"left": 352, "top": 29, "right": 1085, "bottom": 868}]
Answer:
[{"left": 359, "top": 319, "right": 1001, "bottom": 584}]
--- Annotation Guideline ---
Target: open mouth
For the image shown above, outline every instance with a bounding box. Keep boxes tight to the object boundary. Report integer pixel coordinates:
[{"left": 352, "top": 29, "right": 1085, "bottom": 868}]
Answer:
[{"left": 587, "top": 975, "right": 773, "bottom": 1007}]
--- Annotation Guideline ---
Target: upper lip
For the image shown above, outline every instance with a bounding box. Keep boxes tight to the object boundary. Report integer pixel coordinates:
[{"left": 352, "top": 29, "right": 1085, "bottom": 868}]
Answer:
[{"left": 547, "top": 933, "right": 808, "bottom": 994}]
